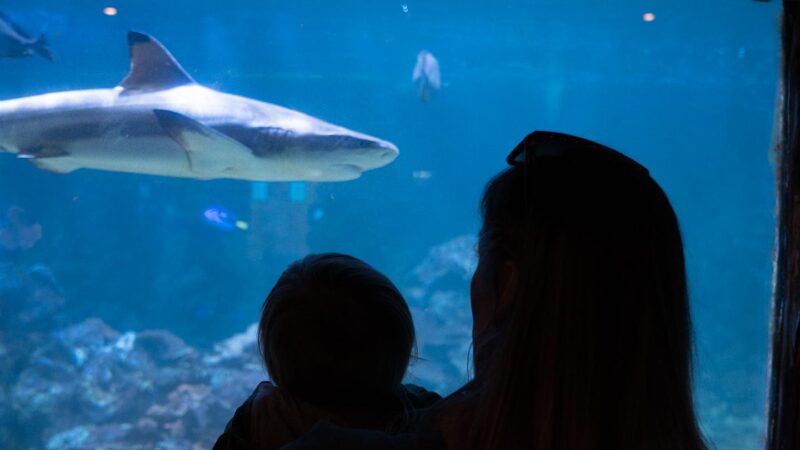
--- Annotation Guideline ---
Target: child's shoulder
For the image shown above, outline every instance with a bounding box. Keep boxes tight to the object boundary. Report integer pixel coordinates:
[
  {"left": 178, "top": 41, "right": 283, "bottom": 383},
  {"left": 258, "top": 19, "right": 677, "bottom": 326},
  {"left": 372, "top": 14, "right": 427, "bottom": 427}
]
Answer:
[
  {"left": 402, "top": 383, "right": 442, "bottom": 409},
  {"left": 212, "top": 381, "right": 273, "bottom": 449}
]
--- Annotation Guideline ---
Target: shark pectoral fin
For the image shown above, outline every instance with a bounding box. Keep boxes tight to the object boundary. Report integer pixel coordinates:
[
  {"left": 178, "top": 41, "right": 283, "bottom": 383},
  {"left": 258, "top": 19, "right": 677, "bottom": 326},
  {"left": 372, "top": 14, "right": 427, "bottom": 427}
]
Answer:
[
  {"left": 118, "top": 31, "right": 195, "bottom": 94},
  {"left": 29, "top": 157, "right": 78, "bottom": 175},
  {"left": 153, "top": 109, "right": 253, "bottom": 175},
  {"left": 18, "top": 146, "right": 69, "bottom": 159},
  {"left": 18, "top": 146, "right": 76, "bottom": 174}
]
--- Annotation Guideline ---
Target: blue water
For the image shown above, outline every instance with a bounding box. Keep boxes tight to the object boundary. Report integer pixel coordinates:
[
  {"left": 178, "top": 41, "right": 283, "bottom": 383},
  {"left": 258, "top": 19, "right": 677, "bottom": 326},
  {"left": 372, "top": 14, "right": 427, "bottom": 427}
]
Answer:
[{"left": 0, "top": 1, "right": 781, "bottom": 448}]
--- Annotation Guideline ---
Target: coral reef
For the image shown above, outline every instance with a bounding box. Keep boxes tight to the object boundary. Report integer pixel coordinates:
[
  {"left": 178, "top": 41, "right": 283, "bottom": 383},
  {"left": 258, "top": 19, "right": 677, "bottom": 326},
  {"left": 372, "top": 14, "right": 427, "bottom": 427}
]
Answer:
[
  {"left": 2, "top": 319, "right": 263, "bottom": 449},
  {"left": 0, "top": 235, "right": 481, "bottom": 449}
]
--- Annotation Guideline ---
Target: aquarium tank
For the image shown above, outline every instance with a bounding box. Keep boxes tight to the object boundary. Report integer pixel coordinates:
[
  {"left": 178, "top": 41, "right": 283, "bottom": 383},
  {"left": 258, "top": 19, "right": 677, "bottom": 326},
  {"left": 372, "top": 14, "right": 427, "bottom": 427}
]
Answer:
[{"left": 0, "top": 0, "right": 780, "bottom": 448}]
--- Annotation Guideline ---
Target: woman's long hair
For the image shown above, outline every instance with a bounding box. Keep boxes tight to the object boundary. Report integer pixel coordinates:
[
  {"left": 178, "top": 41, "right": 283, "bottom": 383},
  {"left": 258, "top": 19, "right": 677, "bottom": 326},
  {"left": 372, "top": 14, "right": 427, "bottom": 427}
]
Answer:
[{"left": 465, "top": 154, "right": 707, "bottom": 450}]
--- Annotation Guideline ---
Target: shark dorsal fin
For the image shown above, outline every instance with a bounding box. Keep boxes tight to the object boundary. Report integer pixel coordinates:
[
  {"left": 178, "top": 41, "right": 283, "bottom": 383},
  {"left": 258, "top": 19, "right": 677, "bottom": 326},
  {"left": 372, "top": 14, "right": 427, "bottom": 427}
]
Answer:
[{"left": 119, "top": 31, "right": 195, "bottom": 94}]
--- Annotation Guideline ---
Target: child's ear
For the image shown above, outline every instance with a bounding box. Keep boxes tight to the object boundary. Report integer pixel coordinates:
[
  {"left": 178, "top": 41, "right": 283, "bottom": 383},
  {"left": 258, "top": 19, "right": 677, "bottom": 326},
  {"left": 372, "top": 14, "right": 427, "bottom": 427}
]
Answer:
[{"left": 494, "top": 261, "right": 518, "bottom": 321}]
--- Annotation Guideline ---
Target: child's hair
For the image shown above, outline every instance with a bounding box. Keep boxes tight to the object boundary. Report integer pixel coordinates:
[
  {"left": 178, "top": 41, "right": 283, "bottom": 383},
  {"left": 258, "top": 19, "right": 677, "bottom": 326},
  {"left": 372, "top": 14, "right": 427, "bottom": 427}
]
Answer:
[{"left": 258, "top": 253, "right": 415, "bottom": 407}]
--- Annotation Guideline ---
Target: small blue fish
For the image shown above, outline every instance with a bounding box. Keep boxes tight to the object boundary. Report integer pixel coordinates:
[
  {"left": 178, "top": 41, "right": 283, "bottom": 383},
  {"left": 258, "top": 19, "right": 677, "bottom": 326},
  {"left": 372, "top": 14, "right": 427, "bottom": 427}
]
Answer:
[
  {"left": 311, "top": 207, "right": 325, "bottom": 221},
  {"left": 0, "top": 12, "right": 53, "bottom": 61},
  {"left": 203, "top": 207, "right": 248, "bottom": 232},
  {"left": 412, "top": 50, "right": 441, "bottom": 103}
]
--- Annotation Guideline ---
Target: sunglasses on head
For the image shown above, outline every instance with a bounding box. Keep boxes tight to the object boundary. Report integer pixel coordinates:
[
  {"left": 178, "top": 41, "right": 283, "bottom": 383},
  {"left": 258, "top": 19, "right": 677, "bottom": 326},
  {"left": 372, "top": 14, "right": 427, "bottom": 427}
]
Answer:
[
  {"left": 504, "top": 131, "right": 651, "bottom": 248},
  {"left": 506, "top": 131, "right": 649, "bottom": 177}
]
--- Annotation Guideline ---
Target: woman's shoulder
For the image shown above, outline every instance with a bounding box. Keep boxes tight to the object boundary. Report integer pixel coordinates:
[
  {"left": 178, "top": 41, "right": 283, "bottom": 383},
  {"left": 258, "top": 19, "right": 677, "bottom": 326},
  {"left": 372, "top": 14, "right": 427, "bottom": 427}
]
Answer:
[{"left": 253, "top": 380, "right": 279, "bottom": 400}]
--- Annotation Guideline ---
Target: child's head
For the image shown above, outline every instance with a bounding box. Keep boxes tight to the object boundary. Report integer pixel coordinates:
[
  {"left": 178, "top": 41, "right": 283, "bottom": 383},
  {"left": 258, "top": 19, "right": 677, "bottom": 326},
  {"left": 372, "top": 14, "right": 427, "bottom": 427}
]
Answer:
[{"left": 259, "top": 253, "right": 415, "bottom": 406}]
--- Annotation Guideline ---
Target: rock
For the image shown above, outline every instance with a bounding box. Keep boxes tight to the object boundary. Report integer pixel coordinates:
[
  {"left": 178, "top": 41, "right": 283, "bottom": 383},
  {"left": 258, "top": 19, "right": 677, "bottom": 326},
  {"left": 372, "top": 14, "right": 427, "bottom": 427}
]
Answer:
[
  {"left": 56, "top": 318, "right": 121, "bottom": 354},
  {"left": 404, "top": 235, "right": 476, "bottom": 394},
  {"left": 204, "top": 323, "right": 260, "bottom": 369},
  {"left": 6, "top": 318, "right": 265, "bottom": 449},
  {"left": 46, "top": 423, "right": 138, "bottom": 450},
  {"left": 409, "top": 234, "right": 477, "bottom": 300}
]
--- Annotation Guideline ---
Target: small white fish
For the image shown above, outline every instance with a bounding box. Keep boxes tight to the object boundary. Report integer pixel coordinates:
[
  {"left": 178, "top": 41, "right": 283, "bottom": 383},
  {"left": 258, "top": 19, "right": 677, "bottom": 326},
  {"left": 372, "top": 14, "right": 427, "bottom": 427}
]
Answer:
[
  {"left": 0, "top": 12, "right": 53, "bottom": 61},
  {"left": 412, "top": 170, "right": 432, "bottom": 180},
  {"left": 412, "top": 50, "right": 441, "bottom": 103}
]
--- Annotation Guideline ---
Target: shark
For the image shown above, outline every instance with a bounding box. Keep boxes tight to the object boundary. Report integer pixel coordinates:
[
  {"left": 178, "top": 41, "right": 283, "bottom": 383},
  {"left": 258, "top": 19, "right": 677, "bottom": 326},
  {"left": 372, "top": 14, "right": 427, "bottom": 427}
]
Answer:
[
  {"left": 0, "top": 12, "right": 53, "bottom": 61},
  {"left": 0, "top": 31, "right": 398, "bottom": 181}
]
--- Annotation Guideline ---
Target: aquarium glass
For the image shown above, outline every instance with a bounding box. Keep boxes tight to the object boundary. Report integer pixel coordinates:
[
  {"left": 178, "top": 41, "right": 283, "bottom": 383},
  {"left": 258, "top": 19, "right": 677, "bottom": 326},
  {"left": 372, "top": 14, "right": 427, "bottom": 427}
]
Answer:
[{"left": 0, "top": 1, "right": 780, "bottom": 449}]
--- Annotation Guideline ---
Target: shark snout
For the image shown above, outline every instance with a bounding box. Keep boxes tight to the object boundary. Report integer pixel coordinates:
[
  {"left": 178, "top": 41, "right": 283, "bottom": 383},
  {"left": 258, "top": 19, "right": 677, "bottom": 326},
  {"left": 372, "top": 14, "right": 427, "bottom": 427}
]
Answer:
[
  {"left": 363, "top": 139, "right": 399, "bottom": 169},
  {"left": 329, "top": 134, "right": 398, "bottom": 170},
  {"left": 375, "top": 139, "right": 399, "bottom": 161}
]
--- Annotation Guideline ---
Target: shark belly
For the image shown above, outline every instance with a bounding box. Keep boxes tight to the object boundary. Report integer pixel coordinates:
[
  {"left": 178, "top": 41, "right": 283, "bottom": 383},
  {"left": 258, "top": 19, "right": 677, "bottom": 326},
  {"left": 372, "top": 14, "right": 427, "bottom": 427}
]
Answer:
[
  {"left": 0, "top": 106, "right": 291, "bottom": 181},
  {"left": 2, "top": 107, "right": 194, "bottom": 178},
  {"left": 64, "top": 136, "right": 192, "bottom": 178}
]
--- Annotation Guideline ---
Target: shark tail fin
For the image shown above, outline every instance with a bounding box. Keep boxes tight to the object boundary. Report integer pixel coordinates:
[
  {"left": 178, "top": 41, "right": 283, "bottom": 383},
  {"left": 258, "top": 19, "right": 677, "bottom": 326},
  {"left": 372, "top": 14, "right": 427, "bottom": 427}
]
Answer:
[{"left": 33, "top": 34, "right": 54, "bottom": 62}]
